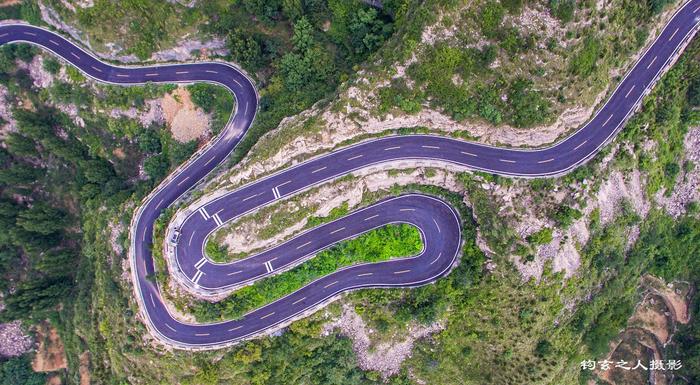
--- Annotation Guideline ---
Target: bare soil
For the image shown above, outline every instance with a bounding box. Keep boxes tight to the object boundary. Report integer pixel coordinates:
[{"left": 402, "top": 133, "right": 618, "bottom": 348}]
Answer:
[
  {"left": 161, "top": 87, "right": 210, "bottom": 143},
  {"left": 31, "top": 322, "right": 67, "bottom": 372},
  {"left": 78, "top": 351, "right": 90, "bottom": 385}
]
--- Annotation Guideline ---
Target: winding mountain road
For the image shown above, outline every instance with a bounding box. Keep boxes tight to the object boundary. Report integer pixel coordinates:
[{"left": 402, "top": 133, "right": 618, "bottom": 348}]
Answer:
[{"left": 1, "top": 0, "right": 699, "bottom": 349}]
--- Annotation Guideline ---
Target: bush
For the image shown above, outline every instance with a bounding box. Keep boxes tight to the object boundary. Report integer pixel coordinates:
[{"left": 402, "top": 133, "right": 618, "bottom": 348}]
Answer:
[
  {"left": 480, "top": 2, "right": 505, "bottom": 39},
  {"left": 0, "top": 356, "right": 46, "bottom": 385},
  {"left": 527, "top": 228, "right": 553, "bottom": 245},
  {"left": 548, "top": 0, "right": 576, "bottom": 22},
  {"left": 570, "top": 36, "right": 601, "bottom": 77}
]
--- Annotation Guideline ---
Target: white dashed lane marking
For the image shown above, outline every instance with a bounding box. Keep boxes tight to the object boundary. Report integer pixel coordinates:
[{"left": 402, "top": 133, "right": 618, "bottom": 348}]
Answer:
[
  {"left": 292, "top": 297, "right": 306, "bottom": 305},
  {"left": 537, "top": 158, "right": 555, "bottom": 164},
  {"left": 188, "top": 231, "right": 195, "bottom": 246},
  {"left": 260, "top": 312, "right": 275, "bottom": 320},
  {"left": 364, "top": 214, "right": 379, "bottom": 221},
  {"left": 625, "top": 84, "right": 636, "bottom": 98},
  {"left": 330, "top": 227, "right": 345, "bottom": 235},
  {"left": 573, "top": 140, "right": 588, "bottom": 151},
  {"left": 433, "top": 218, "right": 441, "bottom": 233},
  {"left": 647, "top": 55, "right": 657, "bottom": 69},
  {"left": 357, "top": 272, "right": 373, "bottom": 277},
  {"left": 421, "top": 145, "right": 440, "bottom": 149},
  {"left": 603, "top": 114, "right": 614, "bottom": 126},
  {"left": 499, "top": 159, "right": 516, "bottom": 163},
  {"left": 165, "top": 323, "right": 177, "bottom": 332},
  {"left": 242, "top": 193, "right": 261, "bottom": 202},
  {"left": 430, "top": 252, "right": 442, "bottom": 265},
  {"left": 394, "top": 270, "right": 411, "bottom": 274},
  {"left": 228, "top": 325, "right": 242, "bottom": 331},
  {"left": 71, "top": 52, "right": 80, "bottom": 59},
  {"left": 312, "top": 166, "right": 327, "bottom": 174},
  {"left": 324, "top": 281, "right": 338, "bottom": 289},
  {"left": 296, "top": 241, "right": 312, "bottom": 250},
  {"left": 460, "top": 151, "right": 477, "bottom": 157},
  {"left": 384, "top": 146, "right": 401, "bottom": 151},
  {"left": 669, "top": 27, "right": 679, "bottom": 41}
]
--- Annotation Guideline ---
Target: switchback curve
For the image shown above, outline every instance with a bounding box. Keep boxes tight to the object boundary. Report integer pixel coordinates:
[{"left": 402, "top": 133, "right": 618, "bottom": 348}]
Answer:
[{"left": 1, "top": 0, "right": 698, "bottom": 349}]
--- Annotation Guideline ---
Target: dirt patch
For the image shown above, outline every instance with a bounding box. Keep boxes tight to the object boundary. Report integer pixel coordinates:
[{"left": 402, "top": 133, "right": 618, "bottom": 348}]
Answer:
[
  {"left": 161, "top": 87, "right": 210, "bottom": 143},
  {"left": 32, "top": 322, "right": 67, "bottom": 372},
  {"left": 0, "top": 320, "right": 33, "bottom": 357},
  {"left": 629, "top": 294, "right": 671, "bottom": 344},
  {"left": 0, "top": 0, "right": 21, "bottom": 6},
  {"left": 46, "top": 375, "right": 62, "bottom": 385},
  {"left": 643, "top": 275, "right": 690, "bottom": 325},
  {"left": 322, "top": 304, "right": 443, "bottom": 378},
  {"left": 78, "top": 351, "right": 90, "bottom": 385}
]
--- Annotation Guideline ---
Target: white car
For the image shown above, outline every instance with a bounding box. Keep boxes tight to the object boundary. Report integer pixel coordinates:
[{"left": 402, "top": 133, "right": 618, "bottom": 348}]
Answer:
[{"left": 169, "top": 228, "right": 181, "bottom": 245}]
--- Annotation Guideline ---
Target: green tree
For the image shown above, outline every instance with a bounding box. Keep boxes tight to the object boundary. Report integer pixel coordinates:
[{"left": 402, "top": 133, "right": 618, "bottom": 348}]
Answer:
[
  {"left": 16, "top": 203, "right": 68, "bottom": 236},
  {"left": 0, "top": 356, "right": 46, "bottom": 385}
]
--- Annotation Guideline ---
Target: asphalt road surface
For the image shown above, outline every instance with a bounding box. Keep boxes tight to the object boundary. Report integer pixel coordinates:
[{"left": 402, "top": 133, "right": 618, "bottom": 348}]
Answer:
[{"left": 1, "top": 0, "right": 698, "bottom": 349}]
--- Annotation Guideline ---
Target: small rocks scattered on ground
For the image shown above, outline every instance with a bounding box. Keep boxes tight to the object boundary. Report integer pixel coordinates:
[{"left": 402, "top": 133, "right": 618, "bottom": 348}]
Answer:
[
  {"left": 323, "top": 304, "right": 443, "bottom": 379},
  {"left": 0, "top": 320, "right": 33, "bottom": 358}
]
